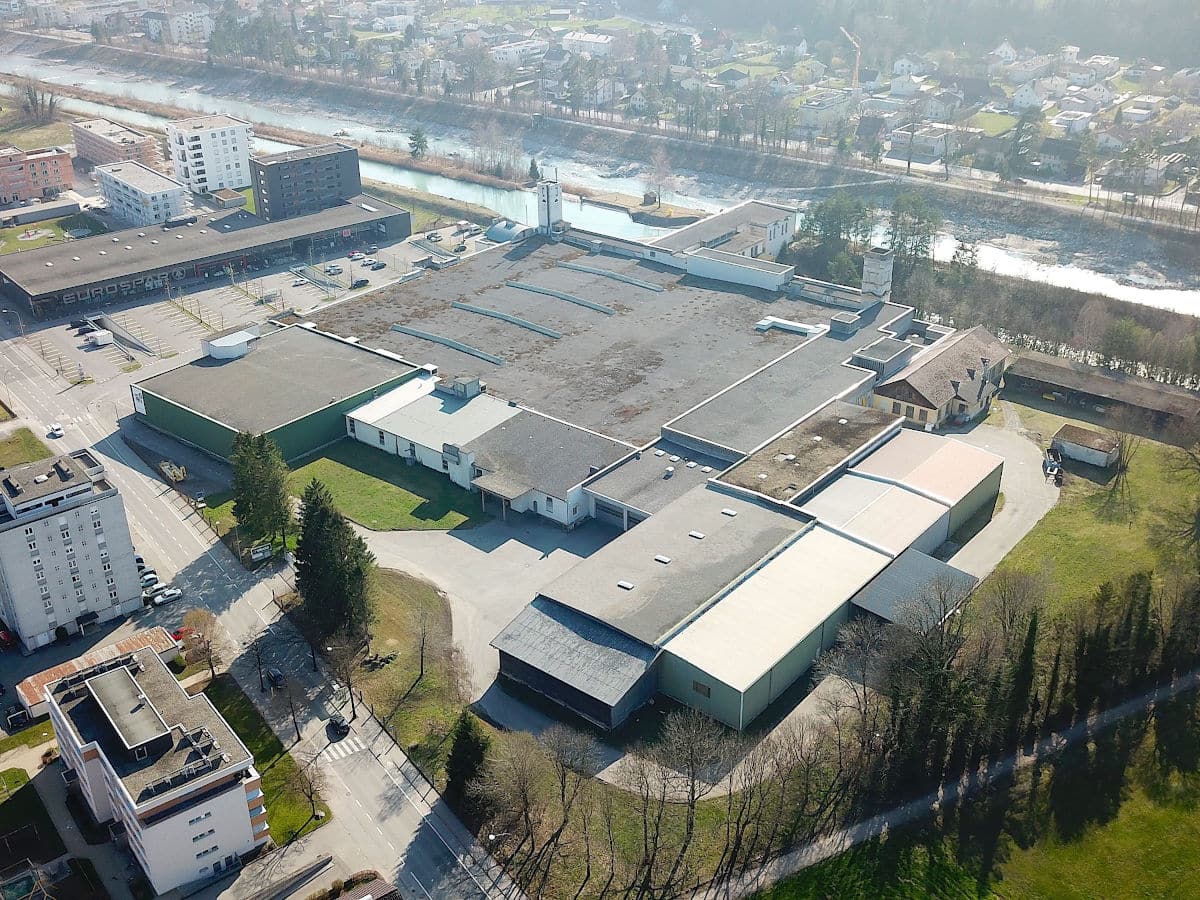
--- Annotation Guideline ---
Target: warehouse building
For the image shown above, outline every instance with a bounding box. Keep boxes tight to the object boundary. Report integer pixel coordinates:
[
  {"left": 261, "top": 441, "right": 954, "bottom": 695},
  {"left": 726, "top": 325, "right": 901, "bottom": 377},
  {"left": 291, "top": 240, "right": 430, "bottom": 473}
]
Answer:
[
  {"left": 133, "top": 324, "right": 421, "bottom": 461},
  {"left": 0, "top": 195, "right": 411, "bottom": 317}
]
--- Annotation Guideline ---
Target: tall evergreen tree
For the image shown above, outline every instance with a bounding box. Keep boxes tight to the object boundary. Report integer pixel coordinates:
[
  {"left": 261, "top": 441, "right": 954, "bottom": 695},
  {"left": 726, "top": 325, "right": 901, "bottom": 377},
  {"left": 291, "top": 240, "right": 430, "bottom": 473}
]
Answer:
[
  {"left": 231, "top": 431, "right": 265, "bottom": 540},
  {"left": 254, "top": 433, "right": 291, "bottom": 545},
  {"left": 445, "top": 712, "right": 491, "bottom": 810},
  {"left": 295, "top": 478, "right": 341, "bottom": 635}
]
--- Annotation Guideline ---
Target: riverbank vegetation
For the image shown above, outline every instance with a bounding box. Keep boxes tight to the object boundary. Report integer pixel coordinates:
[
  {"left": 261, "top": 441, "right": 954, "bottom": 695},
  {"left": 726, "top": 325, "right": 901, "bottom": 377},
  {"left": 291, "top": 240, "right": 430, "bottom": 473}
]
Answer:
[{"left": 789, "top": 191, "right": 1200, "bottom": 388}]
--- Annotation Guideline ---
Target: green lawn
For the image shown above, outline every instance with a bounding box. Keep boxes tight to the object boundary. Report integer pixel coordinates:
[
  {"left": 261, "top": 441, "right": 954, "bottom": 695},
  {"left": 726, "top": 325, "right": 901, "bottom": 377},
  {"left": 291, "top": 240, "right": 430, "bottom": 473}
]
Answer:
[
  {"left": 0, "top": 108, "right": 74, "bottom": 151},
  {"left": 0, "top": 427, "right": 53, "bottom": 468},
  {"left": 204, "top": 675, "right": 330, "bottom": 842},
  {"left": 969, "top": 110, "right": 1018, "bottom": 137},
  {"left": 287, "top": 439, "right": 486, "bottom": 531},
  {"left": 0, "top": 768, "right": 66, "bottom": 863},
  {"left": 357, "top": 569, "right": 462, "bottom": 785},
  {"left": 0, "top": 718, "right": 55, "bottom": 755},
  {"left": 991, "top": 397, "right": 1185, "bottom": 612},
  {"left": 0, "top": 212, "right": 108, "bottom": 256}
]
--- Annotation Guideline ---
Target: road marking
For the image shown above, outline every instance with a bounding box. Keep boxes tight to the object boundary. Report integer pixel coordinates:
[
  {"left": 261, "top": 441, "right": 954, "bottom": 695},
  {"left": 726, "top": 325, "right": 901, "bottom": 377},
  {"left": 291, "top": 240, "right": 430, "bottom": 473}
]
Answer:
[
  {"left": 322, "top": 735, "right": 367, "bottom": 760},
  {"left": 410, "top": 873, "right": 434, "bottom": 900}
]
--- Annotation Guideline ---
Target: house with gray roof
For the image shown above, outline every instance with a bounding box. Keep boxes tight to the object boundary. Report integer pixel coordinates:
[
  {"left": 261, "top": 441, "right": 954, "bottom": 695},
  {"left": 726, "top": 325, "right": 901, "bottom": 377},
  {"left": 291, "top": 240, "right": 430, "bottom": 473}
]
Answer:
[{"left": 871, "top": 326, "right": 1010, "bottom": 428}]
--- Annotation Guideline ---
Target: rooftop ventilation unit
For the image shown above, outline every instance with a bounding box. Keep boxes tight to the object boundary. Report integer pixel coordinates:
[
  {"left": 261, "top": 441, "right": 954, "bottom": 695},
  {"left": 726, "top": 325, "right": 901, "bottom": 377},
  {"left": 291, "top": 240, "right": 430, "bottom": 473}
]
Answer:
[
  {"left": 33, "top": 474, "right": 49, "bottom": 484},
  {"left": 654, "top": 449, "right": 666, "bottom": 457},
  {"left": 617, "top": 580, "right": 635, "bottom": 591},
  {"left": 721, "top": 508, "right": 738, "bottom": 517},
  {"left": 689, "top": 530, "right": 705, "bottom": 540},
  {"left": 669, "top": 455, "right": 681, "bottom": 462},
  {"left": 686, "top": 461, "right": 698, "bottom": 469},
  {"left": 654, "top": 555, "right": 672, "bottom": 564},
  {"left": 701, "top": 466, "right": 713, "bottom": 473},
  {"left": 664, "top": 466, "right": 675, "bottom": 477}
]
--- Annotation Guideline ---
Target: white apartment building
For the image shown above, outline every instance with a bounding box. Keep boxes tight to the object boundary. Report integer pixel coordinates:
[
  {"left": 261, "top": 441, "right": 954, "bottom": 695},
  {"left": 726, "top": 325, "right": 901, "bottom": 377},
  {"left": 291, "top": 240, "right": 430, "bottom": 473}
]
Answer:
[
  {"left": 96, "top": 162, "right": 190, "bottom": 226},
  {"left": 561, "top": 31, "right": 613, "bottom": 57},
  {"left": 43, "top": 647, "right": 269, "bottom": 894},
  {"left": 489, "top": 39, "right": 549, "bottom": 67},
  {"left": 71, "top": 119, "right": 163, "bottom": 169},
  {"left": 0, "top": 452, "right": 141, "bottom": 650},
  {"left": 145, "top": 4, "right": 215, "bottom": 45},
  {"left": 165, "top": 115, "right": 253, "bottom": 194}
]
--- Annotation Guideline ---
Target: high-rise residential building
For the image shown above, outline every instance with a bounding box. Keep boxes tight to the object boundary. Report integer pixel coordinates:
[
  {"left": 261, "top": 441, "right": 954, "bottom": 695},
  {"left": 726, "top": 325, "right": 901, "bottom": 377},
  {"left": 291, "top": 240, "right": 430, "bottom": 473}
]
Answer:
[
  {"left": 249, "top": 144, "right": 362, "bottom": 221},
  {"left": 144, "top": 4, "right": 215, "bottom": 44},
  {"left": 0, "top": 145, "right": 74, "bottom": 204},
  {"left": 41, "top": 646, "right": 269, "bottom": 893},
  {"left": 71, "top": 119, "right": 164, "bottom": 169},
  {"left": 96, "top": 162, "right": 190, "bottom": 226},
  {"left": 0, "top": 451, "right": 141, "bottom": 650},
  {"left": 165, "top": 115, "right": 253, "bottom": 195}
]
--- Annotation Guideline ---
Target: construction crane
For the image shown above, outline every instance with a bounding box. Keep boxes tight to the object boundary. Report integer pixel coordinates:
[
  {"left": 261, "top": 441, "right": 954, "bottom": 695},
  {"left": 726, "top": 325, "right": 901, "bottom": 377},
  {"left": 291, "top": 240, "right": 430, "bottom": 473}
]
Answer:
[{"left": 840, "top": 26, "right": 862, "bottom": 99}]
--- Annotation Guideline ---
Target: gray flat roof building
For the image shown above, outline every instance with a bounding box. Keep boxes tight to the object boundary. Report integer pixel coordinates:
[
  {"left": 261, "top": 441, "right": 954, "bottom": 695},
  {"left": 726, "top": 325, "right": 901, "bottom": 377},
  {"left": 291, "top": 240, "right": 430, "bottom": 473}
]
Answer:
[
  {"left": 849, "top": 547, "right": 978, "bottom": 623},
  {"left": 137, "top": 325, "right": 416, "bottom": 435},
  {"left": 718, "top": 401, "right": 902, "bottom": 503},
  {"left": 584, "top": 439, "right": 729, "bottom": 516},
  {"left": 538, "top": 485, "right": 805, "bottom": 645},
  {"left": 650, "top": 200, "right": 796, "bottom": 253}
]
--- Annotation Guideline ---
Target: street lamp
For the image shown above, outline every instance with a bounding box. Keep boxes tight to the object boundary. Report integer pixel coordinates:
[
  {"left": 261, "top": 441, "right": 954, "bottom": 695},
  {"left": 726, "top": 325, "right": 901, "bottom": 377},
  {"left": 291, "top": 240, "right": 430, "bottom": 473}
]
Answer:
[{"left": 488, "top": 832, "right": 511, "bottom": 843}]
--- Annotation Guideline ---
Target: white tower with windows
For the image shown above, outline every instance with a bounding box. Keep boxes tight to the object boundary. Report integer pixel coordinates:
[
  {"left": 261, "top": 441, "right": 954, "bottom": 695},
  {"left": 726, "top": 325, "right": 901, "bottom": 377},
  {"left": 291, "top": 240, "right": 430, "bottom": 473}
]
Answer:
[{"left": 537, "top": 179, "right": 566, "bottom": 238}]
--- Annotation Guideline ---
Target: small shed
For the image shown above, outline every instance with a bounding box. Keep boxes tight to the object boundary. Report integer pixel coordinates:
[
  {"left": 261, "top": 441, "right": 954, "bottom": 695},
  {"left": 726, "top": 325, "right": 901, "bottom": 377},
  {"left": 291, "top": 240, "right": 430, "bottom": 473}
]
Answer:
[
  {"left": 211, "top": 188, "right": 247, "bottom": 209},
  {"left": 1051, "top": 424, "right": 1119, "bottom": 468}
]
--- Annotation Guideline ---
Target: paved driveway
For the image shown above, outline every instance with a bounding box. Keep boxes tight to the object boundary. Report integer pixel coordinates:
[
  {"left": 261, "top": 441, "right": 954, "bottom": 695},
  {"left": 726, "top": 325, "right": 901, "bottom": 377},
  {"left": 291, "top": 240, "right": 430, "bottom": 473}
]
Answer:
[
  {"left": 944, "top": 406, "right": 1060, "bottom": 578},
  {"left": 359, "top": 516, "right": 617, "bottom": 698}
]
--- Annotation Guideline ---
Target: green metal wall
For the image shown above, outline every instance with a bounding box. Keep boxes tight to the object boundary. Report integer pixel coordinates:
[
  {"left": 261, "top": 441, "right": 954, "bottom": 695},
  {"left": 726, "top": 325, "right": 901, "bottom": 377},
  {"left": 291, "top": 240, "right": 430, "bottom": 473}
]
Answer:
[
  {"left": 137, "top": 389, "right": 239, "bottom": 459},
  {"left": 659, "top": 653, "right": 745, "bottom": 730},
  {"left": 266, "top": 373, "right": 417, "bottom": 462},
  {"left": 137, "top": 371, "right": 417, "bottom": 462}
]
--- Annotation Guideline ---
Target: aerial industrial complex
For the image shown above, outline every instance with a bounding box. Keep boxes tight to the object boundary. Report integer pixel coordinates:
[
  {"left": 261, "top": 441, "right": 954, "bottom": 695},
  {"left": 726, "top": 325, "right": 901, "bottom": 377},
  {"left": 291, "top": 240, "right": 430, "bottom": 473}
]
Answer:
[{"left": 125, "top": 185, "right": 1010, "bottom": 731}]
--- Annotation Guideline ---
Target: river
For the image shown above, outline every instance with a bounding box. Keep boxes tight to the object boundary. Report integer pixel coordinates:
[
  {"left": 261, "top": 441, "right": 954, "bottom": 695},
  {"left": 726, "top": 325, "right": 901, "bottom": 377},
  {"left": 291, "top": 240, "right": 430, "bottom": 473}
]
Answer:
[{"left": 4, "top": 51, "right": 1200, "bottom": 314}]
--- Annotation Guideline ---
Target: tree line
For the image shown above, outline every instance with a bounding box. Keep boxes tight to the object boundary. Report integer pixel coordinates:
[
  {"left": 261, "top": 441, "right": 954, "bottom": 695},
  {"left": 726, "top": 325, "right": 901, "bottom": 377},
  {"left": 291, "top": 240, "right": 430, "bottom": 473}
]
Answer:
[{"left": 438, "top": 560, "right": 1200, "bottom": 898}]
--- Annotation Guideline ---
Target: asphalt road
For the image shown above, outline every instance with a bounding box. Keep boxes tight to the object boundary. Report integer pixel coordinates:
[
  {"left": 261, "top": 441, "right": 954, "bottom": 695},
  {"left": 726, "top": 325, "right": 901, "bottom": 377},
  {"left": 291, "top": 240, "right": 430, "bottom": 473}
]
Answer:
[{"left": 0, "top": 323, "right": 519, "bottom": 899}]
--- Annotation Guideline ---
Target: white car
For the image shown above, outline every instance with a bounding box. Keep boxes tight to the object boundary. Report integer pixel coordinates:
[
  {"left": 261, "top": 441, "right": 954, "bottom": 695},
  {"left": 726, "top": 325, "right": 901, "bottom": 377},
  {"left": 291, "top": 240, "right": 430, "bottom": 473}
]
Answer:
[
  {"left": 292, "top": 278, "right": 307, "bottom": 287},
  {"left": 152, "top": 587, "right": 183, "bottom": 606},
  {"left": 48, "top": 422, "right": 64, "bottom": 438},
  {"left": 362, "top": 258, "right": 376, "bottom": 266}
]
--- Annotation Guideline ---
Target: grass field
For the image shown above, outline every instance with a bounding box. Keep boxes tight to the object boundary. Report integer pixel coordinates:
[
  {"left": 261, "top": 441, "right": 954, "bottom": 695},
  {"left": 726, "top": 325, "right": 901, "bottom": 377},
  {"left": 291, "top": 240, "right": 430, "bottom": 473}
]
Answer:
[
  {"left": 362, "top": 178, "right": 494, "bottom": 234},
  {"left": 356, "top": 569, "right": 462, "bottom": 784},
  {"left": 0, "top": 427, "right": 53, "bottom": 468},
  {"left": 990, "top": 397, "right": 1186, "bottom": 611},
  {"left": 0, "top": 212, "right": 108, "bottom": 256},
  {"left": 205, "top": 675, "right": 330, "bottom": 841},
  {"left": 0, "top": 768, "right": 66, "bottom": 863},
  {"left": 969, "top": 110, "right": 1018, "bottom": 137},
  {"left": 0, "top": 108, "right": 73, "bottom": 151},
  {"left": 288, "top": 440, "right": 485, "bottom": 531},
  {"left": 0, "top": 718, "right": 55, "bottom": 756}
]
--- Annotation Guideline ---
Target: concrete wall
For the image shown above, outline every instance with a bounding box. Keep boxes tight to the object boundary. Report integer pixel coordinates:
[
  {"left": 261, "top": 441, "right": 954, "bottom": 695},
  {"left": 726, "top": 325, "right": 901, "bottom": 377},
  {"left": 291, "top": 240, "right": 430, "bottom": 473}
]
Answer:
[{"left": 683, "top": 252, "right": 791, "bottom": 291}]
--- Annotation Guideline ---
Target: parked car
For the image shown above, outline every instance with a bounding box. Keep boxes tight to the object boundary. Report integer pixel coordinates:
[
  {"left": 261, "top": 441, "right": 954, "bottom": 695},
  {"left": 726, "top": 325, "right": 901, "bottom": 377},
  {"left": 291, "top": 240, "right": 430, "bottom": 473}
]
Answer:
[
  {"left": 48, "top": 423, "right": 64, "bottom": 439},
  {"left": 328, "top": 713, "right": 351, "bottom": 738},
  {"left": 140, "top": 570, "right": 159, "bottom": 588},
  {"left": 349, "top": 251, "right": 364, "bottom": 260},
  {"left": 69, "top": 319, "right": 89, "bottom": 329},
  {"left": 292, "top": 278, "right": 308, "bottom": 287},
  {"left": 153, "top": 588, "right": 183, "bottom": 606},
  {"left": 453, "top": 243, "right": 467, "bottom": 254},
  {"left": 351, "top": 278, "right": 370, "bottom": 289},
  {"left": 134, "top": 554, "right": 146, "bottom": 571},
  {"left": 324, "top": 264, "right": 343, "bottom": 275},
  {"left": 361, "top": 258, "right": 375, "bottom": 266},
  {"left": 371, "top": 261, "right": 387, "bottom": 271},
  {"left": 367, "top": 244, "right": 379, "bottom": 254},
  {"left": 266, "top": 667, "right": 285, "bottom": 689},
  {"left": 143, "top": 582, "right": 168, "bottom": 602},
  {"left": 426, "top": 231, "right": 442, "bottom": 242},
  {"left": 466, "top": 224, "right": 483, "bottom": 237},
  {"left": 172, "top": 626, "right": 192, "bottom": 642}
]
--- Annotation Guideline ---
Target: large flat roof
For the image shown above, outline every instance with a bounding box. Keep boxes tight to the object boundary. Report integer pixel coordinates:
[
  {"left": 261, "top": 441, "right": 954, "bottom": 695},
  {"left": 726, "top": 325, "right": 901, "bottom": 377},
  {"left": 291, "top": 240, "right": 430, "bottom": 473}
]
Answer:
[
  {"left": 137, "top": 325, "right": 416, "bottom": 434},
  {"left": 650, "top": 200, "right": 795, "bottom": 253},
  {"left": 851, "top": 430, "right": 1004, "bottom": 507},
  {"left": 252, "top": 143, "right": 355, "bottom": 165},
  {"left": 50, "top": 649, "right": 252, "bottom": 805},
  {"left": 491, "top": 597, "right": 657, "bottom": 710},
  {"left": 2, "top": 454, "right": 89, "bottom": 504},
  {"left": 538, "top": 485, "right": 804, "bottom": 645},
  {"left": 798, "top": 472, "right": 950, "bottom": 556},
  {"left": 97, "top": 161, "right": 183, "bottom": 194},
  {"left": 665, "top": 302, "right": 911, "bottom": 456},
  {"left": 584, "top": 438, "right": 728, "bottom": 515},
  {"left": 312, "top": 239, "right": 912, "bottom": 445},
  {"left": 662, "top": 525, "right": 891, "bottom": 692},
  {"left": 0, "top": 194, "right": 406, "bottom": 298},
  {"left": 718, "top": 400, "right": 901, "bottom": 502},
  {"left": 87, "top": 666, "right": 170, "bottom": 748}
]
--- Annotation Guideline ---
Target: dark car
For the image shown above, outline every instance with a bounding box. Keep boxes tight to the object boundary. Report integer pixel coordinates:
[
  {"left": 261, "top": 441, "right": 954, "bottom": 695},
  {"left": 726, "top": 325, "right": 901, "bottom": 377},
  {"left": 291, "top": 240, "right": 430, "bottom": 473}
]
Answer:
[
  {"left": 328, "top": 713, "right": 351, "bottom": 738},
  {"left": 370, "top": 261, "right": 387, "bottom": 271},
  {"left": 367, "top": 244, "right": 379, "bottom": 254},
  {"left": 266, "top": 666, "right": 285, "bottom": 689},
  {"left": 69, "top": 319, "right": 89, "bottom": 329},
  {"left": 351, "top": 278, "right": 370, "bottom": 289}
]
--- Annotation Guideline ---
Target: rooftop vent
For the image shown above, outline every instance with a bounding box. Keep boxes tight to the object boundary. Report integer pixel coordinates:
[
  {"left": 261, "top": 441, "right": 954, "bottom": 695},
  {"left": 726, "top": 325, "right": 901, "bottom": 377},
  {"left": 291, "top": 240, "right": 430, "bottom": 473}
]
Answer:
[
  {"left": 617, "top": 580, "right": 635, "bottom": 591},
  {"left": 700, "top": 466, "right": 713, "bottom": 473},
  {"left": 721, "top": 508, "right": 738, "bottom": 517},
  {"left": 137, "top": 232, "right": 145, "bottom": 237},
  {"left": 150, "top": 239, "right": 158, "bottom": 244},
  {"left": 654, "top": 554, "right": 672, "bottom": 564},
  {"left": 838, "top": 418, "right": 848, "bottom": 425},
  {"left": 812, "top": 435, "right": 823, "bottom": 443},
  {"left": 688, "top": 530, "right": 705, "bottom": 540},
  {"left": 654, "top": 449, "right": 665, "bottom": 457},
  {"left": 669, "top": 455, "right": 681, "bottom": 463},
  {"left": 33, "top": 474, "right": 49, "bottom": 484},
  {"left": 664, "top": 466, "right": 675, "bottom": 477},
  {"left": 98, "top": 251, "right": 106, "bottom": 256},
  {"left": 757, "top": 473, "right": 768, "bottom": 480},
  {"left": 111, "top": 237, "right": 119, "bottom": 243},
  {"left": 72, "top": 256, "right": 80, "bottom": 261},
  {"left": 686, "top": 461, "right": 697, "bottom": 469}
]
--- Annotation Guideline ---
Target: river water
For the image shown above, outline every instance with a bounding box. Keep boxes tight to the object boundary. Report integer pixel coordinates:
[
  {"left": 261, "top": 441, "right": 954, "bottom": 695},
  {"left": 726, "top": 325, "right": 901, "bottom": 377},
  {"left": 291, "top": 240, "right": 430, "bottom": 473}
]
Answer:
[{"left": 5, "top": 52, "right": 1200, "bottom": 314}]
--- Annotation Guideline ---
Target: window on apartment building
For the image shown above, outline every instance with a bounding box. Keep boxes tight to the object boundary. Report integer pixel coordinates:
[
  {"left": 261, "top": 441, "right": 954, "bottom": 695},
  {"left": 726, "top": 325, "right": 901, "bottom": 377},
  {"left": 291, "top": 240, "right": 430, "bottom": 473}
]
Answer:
[
  {"left": 188, "top": 812, "right": 213, "bottom": 826},
  {"left": 891, "top": 401, "right": 901, "bottom": 414},
  {"left": 377, "top": 430, "right": 385, "bottom": 446},
  {"left": 905, "top": 405, "right": 915, "bottom": 418},
  {"left": 918, "top": 409, "right": 928, "bottom": 422},
  {"left": 134, "top": 746, "right": 148, "bottom": 761},
  {"left": 545, "top": 497, "right": 554, "bottom": 512}
]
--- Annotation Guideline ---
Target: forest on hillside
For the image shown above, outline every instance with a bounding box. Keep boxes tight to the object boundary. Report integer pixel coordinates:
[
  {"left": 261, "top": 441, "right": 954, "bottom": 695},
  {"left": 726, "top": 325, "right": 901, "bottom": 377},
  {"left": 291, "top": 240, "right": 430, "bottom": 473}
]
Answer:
[{"left": 657, "top": 0, "right": 1200, "bottom": 70}]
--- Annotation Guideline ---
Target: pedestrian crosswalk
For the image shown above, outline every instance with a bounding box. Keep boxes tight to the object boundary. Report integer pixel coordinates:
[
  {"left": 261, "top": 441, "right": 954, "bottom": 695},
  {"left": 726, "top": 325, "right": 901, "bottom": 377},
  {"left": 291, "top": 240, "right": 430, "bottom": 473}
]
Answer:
[{"left": 321, "top": 735, "right": 367, "bottom": 761}]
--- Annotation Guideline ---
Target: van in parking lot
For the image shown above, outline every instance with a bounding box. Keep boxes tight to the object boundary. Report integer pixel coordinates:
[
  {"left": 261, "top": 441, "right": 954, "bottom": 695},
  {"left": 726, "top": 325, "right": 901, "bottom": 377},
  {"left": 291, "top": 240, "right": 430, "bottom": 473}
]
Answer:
[{"left": 324, "top": 264, "right": 343, "bottom": 275}]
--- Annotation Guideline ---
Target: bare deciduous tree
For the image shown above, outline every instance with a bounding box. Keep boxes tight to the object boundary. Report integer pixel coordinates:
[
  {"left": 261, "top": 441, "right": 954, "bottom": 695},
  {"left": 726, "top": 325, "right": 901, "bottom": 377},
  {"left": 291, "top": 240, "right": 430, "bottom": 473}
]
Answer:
[
  {"left": 296, "top": 753, "right": 326, "bottom": 820},
  {"left": 182, "top": 608, "right": 224, "bottom": 681},
  {"left": 976, "top": 567, "right": 1047, "bottom": 661}
]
